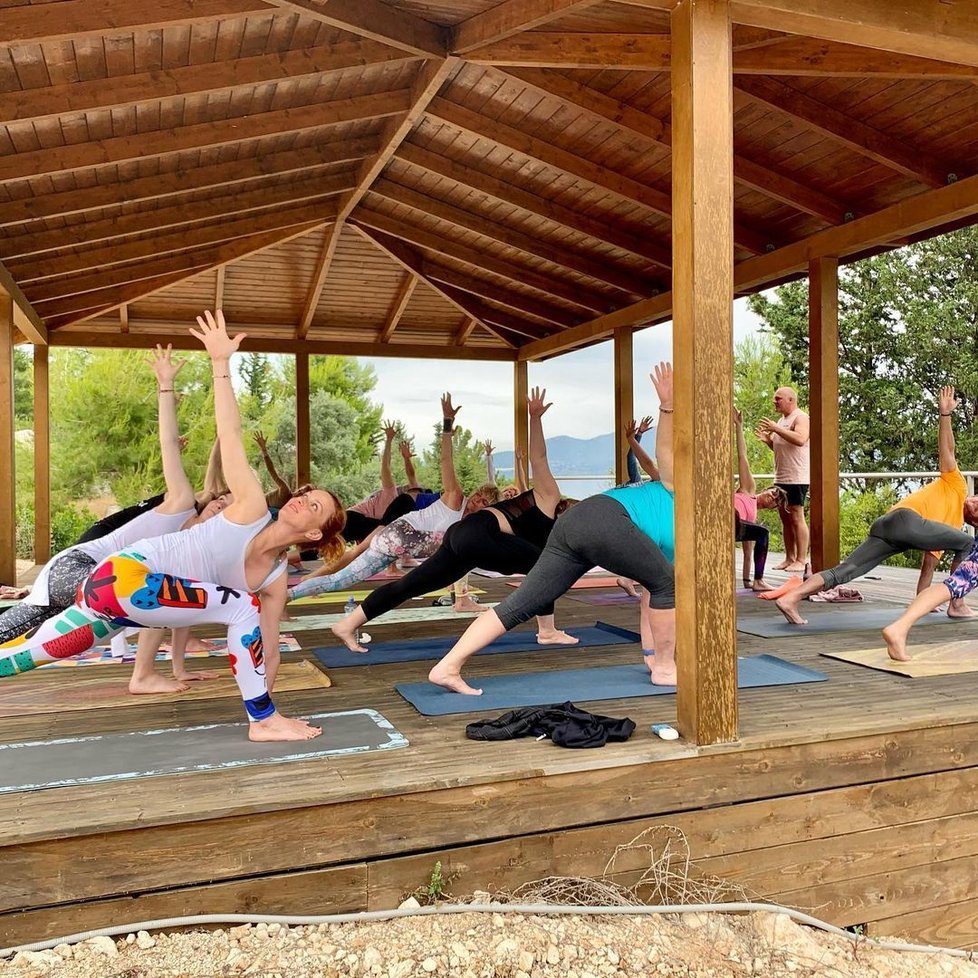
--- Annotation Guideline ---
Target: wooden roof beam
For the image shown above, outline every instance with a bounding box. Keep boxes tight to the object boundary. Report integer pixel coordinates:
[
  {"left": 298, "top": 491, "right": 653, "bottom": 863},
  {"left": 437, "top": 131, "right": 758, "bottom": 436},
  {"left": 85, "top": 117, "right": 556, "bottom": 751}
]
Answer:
[
  {"left": 0, "top": 42, "right": 417, "bottom": 125},
  {"left": 0, "top": 89, "right": 411, "bottom": 186},
  {"left": 266, "top": 0, "right": 447, "bottom": 57},
  {"left": 0, "top": 262, "right": 46, "bottom": 344},
  {"left": 729, "top": 0, "right": 978, "bottom": 69},
  {"left": 454, "top": 317, "right": 478, "bottom": 346},
  {"left": 296, "top": 222, "right": 344, "bottom": 340},
  {"left": 465, "top": 32, "right": 672, "bottom": 69},
  {"left": 379, "top": 273, "right": 418, "bottom": 342},
  {"left": 451, "top": 0, "right": 604, "bottom": 55},
  {"left": 735, "top": 77, "right": 954, "bottom": 189}
]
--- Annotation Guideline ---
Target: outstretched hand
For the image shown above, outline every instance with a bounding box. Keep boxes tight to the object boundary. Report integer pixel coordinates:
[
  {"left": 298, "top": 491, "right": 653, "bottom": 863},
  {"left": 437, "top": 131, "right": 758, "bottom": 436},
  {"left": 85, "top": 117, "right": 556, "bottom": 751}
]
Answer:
[
  {"left": 528, "top": 386, "right": 552, "bottom": 417},
  {"left": 625, "top": 419, "right": 639, "bottom": 440},
  {"left": 189, "top": 309, "right": 245, "bottom": 361},
  {"left": 733, "top": 406, "right": 743, "bottom": 427},
  {"left": 441, "top": 392, "right": 461, "bottom": 420},
  {"left": 398, "top": 439, "right": 413, "bottom": 460},
  {"left": 650, "top": 361, "right": 673, "bottom": 409},
  {"left": 382, "top": 419, "right": 397, "bottom": 441},
  {"left": 757, "top": 417, "right": 778, "bottom": 435},
  {"left": 938, "top": 386, "right": 959, "bottom": 417},
  {"left": 482, "top": 439, "right": 494, "bottom": 457},
  {"left": 254, "top": 430, "right": 269, "bottom": 454},
  {"left": 146, "top": 344, "right": 187, "bottom": 387},
  {"left": 636, "top": 415, "right": 653, "bottom": 436}
]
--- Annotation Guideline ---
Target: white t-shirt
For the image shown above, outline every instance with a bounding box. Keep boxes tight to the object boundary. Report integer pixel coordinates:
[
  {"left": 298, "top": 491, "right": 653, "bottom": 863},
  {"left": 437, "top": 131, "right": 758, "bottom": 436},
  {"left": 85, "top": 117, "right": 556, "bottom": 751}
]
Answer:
[{"left": 368, "top": 498, "right": 466, "bottom": 557}]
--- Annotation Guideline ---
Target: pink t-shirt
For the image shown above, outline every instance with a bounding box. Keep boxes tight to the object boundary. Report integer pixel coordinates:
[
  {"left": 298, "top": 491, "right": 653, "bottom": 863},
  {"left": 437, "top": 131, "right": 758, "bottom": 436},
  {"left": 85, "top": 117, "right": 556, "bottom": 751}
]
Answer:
[
  {"left": 733, "top": 491, "right": 757, "bottom": 523},
  {"left": 349, "top": 485, "right": 403, "bottom": 519},
  {"left": 774, "top": 408, "right": 810, "bottom": 484}
]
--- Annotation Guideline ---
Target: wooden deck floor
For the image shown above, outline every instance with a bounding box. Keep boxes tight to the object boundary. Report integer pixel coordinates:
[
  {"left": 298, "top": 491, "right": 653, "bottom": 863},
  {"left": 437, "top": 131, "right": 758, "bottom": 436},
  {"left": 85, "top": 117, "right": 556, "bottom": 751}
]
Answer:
[{"left": 3, "top": 562, "right": 978, "bottom": 950}]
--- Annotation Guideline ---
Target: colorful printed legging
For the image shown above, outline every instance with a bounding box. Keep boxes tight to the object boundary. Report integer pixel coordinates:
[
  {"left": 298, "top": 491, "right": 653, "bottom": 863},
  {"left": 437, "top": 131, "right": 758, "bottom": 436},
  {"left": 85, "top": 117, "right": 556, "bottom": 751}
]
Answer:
[
  {"left": 0, "top": 551, "right": 274, "bottom": 721},
  {"left": 944, "top": 538, "right": 978, "bottom": 599}
]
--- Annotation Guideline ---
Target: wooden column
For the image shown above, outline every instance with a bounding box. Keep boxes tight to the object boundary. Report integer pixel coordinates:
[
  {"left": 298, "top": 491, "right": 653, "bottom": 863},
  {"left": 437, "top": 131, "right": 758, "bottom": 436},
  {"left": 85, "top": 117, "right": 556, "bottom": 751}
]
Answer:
[
  {"left": 671, "top": 0, "right": 738, "bottom": 746},
  {"left": 808, "top": 256, "right": 840, "bottom": 570},
  {"left": 33, "top": 344, "right": 50, "bottom": 564},
  {"left": 0, "top": 297, "right": 16, "bottom": 584},
  {"left": 514, "top": 360, "right": 529, "bottom": 471},
  {"left": 614, "top": 327, "right": 634, "bottom": 483},
  {"left": 295, "top": 353, "right": 311, "bottom": 487}
]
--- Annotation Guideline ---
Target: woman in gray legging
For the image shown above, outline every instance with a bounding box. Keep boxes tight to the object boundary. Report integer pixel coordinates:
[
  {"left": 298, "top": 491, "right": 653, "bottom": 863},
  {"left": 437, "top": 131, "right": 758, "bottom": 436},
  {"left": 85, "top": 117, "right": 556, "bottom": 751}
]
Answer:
[{"left": 428, "top": 362, "right": 678, "bottom": 695}]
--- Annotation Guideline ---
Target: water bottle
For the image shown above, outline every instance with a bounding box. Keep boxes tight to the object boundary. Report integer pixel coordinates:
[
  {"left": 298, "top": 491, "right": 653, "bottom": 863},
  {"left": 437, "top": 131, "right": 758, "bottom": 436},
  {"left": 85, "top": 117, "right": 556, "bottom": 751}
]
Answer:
[{"left": 344, "top": 596, "right": 360, "bottom": 646}]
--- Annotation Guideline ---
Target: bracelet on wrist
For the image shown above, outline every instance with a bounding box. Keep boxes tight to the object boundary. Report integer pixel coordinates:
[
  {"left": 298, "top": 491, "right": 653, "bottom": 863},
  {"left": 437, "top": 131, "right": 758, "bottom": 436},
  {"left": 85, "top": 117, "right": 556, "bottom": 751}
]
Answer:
[
  {"left": 213, "top": 374, "right": 230, "bottom": 380},
  {"left": 660, "top": 407, "right": 674, "bottom": 414},
  {"left": 158, "top": 388, "right": 175, "bottom": 393},
  {"left": 442, "top": 418, "right": 454, "bottom": 433},
  {"left": 941, "top": 412, "right": 953, "bottom": 417}
]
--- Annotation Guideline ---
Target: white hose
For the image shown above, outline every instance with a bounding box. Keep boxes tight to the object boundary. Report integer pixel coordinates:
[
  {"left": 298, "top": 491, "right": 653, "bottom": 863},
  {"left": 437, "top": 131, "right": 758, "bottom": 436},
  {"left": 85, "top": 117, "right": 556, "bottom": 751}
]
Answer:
[{"left": 3, "top": 901, "right": 975, "bottom": 960}]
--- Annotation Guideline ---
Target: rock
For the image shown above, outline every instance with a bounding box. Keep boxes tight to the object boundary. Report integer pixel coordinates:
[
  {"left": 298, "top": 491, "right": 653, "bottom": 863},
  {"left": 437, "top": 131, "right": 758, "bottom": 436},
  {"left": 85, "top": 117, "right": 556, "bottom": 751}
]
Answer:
[
  {"left": 607, "top": 948, "right": 620, "bottom": 965},
  {"left": 518, "top": 950, "right": 535, "bottom": 971},
  {"left": 421, "top": 956, "right": 439, "bottom": 972},
  {"left": 136, "top": 930, "right": 156, "bottom": 949},
  {"left": 495, "top": 938, "right": 519, "bottom": 956},
  {"left": 388, "top": 958, "right": 415, "bottom": 978},
  {"left": 53, "top": 944, "right": 73, "bottom": 959},
  {"left": 471, "top": 890, "right": 492, "bottom": 904},
  {"left": 230, "top": 924, "right": 252, "bottom": 938},
  {"left": 86, "top": 935, "right": 119, "bottom": 957},
  {"left": 398, "top": 896, "right": 421, "bottom": 910},
  {"left": 546, "top": 944, "right": 560, "bottom": 965},
  {"left": 362, "top": 945, "right": 383, "bottom": 969}
]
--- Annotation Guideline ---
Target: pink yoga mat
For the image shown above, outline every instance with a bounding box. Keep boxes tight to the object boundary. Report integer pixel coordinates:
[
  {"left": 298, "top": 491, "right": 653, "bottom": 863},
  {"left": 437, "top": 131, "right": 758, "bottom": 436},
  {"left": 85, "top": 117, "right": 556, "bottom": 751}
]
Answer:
[{"left": 506, "top": 575, "right": 623, "bottom": 590}]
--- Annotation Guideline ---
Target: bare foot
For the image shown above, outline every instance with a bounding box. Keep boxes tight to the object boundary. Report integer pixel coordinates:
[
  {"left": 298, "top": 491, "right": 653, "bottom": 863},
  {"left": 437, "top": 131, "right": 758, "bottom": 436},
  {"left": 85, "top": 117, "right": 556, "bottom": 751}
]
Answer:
[
  {"left": 882, "top": 624, "right": 911, "bottom": 662},
  {"left": 428, "top": 663, "right": 483, "bottom": 695},
  {"left": 249, "top": 713, "right": 322, "bottom": 742},
  {"left": 183, "top": 637, "right": 215, "bottom": 653},
  {"left": 129, "top": 674, "right": 190, "bottom": 694},
  {"left": 173, "top": 669, "right": 221, "bottom": 682},
  {"left": 774, "top": 595, "right": 808, "bottom": 625},
  {"left": 453, "top": 596, "right": 484, "bottom": 613},
  {"left": 773, "top": 560, "right": 791, "bottom": 570},
  {"left": 783, "top": 562, "right": 807, "bottom": 573},
  {"left": 650, "top": 663, "right": 677, "bottom": 686},
  {"left": 948, "top": 599, "right": 975, "bottom": 619},
  {"left": 330, "top": 622, "right": 368, "bottom": 653},
  {"left": 536, "top": 629, "right": 580, "bottom": 646},
  {"left": 751, "top": 580, "right": 774, "bottom": 592},
  {"left": 617, "top": 577, "right": 640, "bottom": 598}
]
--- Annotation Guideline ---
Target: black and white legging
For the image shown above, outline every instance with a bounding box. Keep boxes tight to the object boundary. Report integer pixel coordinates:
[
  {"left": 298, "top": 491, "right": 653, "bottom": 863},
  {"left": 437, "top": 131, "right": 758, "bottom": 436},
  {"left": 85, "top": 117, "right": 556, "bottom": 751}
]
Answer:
[
  {"left": 820, "top": 508, "right": 973, "bottom": 589},
  {"left": 0, "top": 551, "right": 96, "bottom": 645},
  {"left": 493, "top": 494, "right": 675, "bottom": 629},
  {"left": 360, "top": 510, "right": 553, "bottom": 621},
  {"left": 735, "top": 515, "right": 769, "bottom": 582}
]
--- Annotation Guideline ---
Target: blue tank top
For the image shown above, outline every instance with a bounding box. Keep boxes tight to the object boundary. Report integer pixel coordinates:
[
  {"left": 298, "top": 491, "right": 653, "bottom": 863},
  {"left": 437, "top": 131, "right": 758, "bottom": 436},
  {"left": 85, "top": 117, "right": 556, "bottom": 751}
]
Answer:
[{"left": 602, "top": 481, "right": 676, "bottom": 562}]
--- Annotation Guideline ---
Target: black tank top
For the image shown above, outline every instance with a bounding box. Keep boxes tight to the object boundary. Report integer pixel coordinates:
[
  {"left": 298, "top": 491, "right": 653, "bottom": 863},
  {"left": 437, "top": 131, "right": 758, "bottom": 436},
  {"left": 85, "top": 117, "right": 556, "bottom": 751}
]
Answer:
[{"left": 491, "top": 490, "right": 555, "bottom": 550}]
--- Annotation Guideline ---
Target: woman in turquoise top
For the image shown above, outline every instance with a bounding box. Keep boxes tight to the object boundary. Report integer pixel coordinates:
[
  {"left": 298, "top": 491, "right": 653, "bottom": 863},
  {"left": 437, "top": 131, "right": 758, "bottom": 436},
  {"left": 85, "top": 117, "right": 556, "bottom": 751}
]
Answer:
[{"left": 429, "top": 363, "right": 677, "bottom": 696}]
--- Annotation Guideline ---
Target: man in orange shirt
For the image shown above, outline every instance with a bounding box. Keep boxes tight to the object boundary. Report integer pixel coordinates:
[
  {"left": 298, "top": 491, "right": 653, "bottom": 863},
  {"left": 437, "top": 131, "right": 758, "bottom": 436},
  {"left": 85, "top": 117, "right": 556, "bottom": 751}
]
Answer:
[{"left": 776, "top": 386, "right": 978, "bottom": 625}]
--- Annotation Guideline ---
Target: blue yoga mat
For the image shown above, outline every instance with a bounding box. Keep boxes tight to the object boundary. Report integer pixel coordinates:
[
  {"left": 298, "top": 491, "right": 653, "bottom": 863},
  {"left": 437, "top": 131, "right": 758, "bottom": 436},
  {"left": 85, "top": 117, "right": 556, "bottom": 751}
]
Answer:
[
  {"left": 737, "top": 607, "right": 978, "bottom": 638},
  {"left": 395, "top": 654, "right": 828, "bottom": 716},
  {"left": 312, "top": 621, "right": 639, "bottom": 668}
]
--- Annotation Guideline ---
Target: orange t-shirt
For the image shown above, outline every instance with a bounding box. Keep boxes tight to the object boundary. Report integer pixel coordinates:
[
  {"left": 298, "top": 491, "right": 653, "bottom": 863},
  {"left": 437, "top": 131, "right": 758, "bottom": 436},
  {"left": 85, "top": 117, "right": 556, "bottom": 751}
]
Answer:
[{"left": 890, "top": 468, "right": 967, "bottom": 557}]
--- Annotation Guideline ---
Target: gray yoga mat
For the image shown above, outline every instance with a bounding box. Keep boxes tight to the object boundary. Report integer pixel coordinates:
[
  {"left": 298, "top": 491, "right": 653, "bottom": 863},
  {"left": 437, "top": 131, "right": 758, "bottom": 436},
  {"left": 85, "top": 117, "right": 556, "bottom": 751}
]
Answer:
[
  {"left": 737, "top": 607, "right": 978, "bottom": 638},
  {"left": 395, "top": 654, "right": 827, "bottom": 716},
  {"left": 0, "top": 708, "right": 407, "bottom": 793}
]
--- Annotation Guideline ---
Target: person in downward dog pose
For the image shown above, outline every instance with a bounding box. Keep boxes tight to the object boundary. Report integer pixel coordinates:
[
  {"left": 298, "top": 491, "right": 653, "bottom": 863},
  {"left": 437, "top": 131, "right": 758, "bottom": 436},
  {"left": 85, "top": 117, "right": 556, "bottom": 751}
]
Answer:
[
  {"left": 287, "top": 394, "right": 498, "bottom": 601},
  {"left": 330, "top": 388, "right": 577, "bottom": 652},
  {"left": 775, "top": 386, "right": 977, "bottom": 625},
  {"left": 0, "top": 311, "right": 346, "bottom": 742},
  {"left": 428, "top": 363, "right": 677, "bottom": 695}
]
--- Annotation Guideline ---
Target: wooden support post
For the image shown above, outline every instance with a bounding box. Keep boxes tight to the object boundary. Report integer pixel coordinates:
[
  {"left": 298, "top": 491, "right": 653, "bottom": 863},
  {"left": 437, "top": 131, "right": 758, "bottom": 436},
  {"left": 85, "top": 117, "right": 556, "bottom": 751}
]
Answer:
[
  {"left": 614, "top": 327, "right": 634, "bottom": 483},
  {"left": 808, "top": 256, "right": 840, "bottom": 570},
  {"left": 0, "top": 297, "right": 16, "bottom": 584},
  {"left": 296, "top": 353, "right": 311, "bottom": 488},
  {"left": 33, "top": 344, "right": 50, "bottom": 564},
  {"left": 671, "top": 0, "right": 738, "bottom": 746},
  {"left": 514, "top": 359, "right": 529, "bottom": 475}
]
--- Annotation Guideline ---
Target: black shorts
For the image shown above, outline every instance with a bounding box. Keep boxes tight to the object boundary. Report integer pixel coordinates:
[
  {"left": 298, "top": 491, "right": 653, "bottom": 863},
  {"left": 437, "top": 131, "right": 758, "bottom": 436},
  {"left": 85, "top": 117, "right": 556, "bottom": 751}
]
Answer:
[{"left": 776, "top": 483, "right": 809, "bottom": 507}]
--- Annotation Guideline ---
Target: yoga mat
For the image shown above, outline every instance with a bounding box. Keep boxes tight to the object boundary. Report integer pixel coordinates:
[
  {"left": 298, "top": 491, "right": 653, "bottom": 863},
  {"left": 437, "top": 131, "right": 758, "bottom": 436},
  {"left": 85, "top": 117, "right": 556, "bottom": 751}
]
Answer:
[
  {"left": 286, "top": 605, "right": 499, "bottom": 631},
  {"left": 505, "top": 576, "right": 622, "bottom": 591},
  {"left": 821, "top": 639, "right": 978, "bottom": 677},
  {"left": 290, "top": 586, "right": 484, "bottom": 607},
  {"left": 570, "top": 593, "right": 640, "bottom": 607},
  {"left": 0, "top": 659, "right": 331, "bottom": 717},
  {"left": 736, "top": 607, "right": 978, "bottom": 639},
  {"left": 0, "top": 708, "right": 407, "bottom": 793},
  {"left": 396, "top": 654, "right": 828, "bottom": 716},
  {"left": 312, "top": 621, "right": 640, "bottom": 668},
  {"left": 44, "top": 635, "right": 302, "bottom": 667}
]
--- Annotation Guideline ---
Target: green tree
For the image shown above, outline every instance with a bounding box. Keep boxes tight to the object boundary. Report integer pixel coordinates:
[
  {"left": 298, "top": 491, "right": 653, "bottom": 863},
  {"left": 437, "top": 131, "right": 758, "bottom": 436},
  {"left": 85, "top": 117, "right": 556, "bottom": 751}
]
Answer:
[
  {"left": 411, "top": 425, "right": 491, "bottom": 495},
  {"left": 14, "top": 347, "right": 33, "bottom": 425},
  {"left": 239, "top": 353, "right": 273, "bottom": 420},
  {"left": 732, "top": 333, "right": 793, "bottom": 475}
]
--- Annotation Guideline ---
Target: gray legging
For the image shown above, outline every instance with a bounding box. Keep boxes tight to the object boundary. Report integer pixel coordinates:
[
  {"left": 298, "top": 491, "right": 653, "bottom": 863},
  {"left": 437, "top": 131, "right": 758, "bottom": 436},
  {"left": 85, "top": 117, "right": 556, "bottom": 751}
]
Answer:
[
  {"left": 494, "top": 494, "right": 675, "bottom": 629},
  {"left": 820, "top": 508, "right": 973, "bottom": 589}
]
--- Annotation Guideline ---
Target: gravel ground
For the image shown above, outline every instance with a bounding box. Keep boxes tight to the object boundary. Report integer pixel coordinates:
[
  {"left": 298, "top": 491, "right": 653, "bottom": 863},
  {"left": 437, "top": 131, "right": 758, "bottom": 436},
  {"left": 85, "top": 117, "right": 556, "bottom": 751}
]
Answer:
[{"left": 4, "top": 906, "right": 978, "bottom": 978}]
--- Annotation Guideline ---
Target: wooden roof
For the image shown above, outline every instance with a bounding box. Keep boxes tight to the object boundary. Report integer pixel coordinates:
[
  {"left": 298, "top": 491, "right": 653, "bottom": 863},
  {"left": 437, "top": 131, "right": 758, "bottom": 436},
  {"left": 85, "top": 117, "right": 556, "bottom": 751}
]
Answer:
[{"left": 2, "top": 0, "right": 978, "bottom": 361}]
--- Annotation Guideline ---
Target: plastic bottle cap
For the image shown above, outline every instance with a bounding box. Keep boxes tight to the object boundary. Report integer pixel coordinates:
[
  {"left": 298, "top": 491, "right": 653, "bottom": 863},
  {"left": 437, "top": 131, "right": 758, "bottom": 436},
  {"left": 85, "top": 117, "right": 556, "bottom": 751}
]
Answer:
[{"left": 651, "top": 723, "right": 679, "bottom": 741}]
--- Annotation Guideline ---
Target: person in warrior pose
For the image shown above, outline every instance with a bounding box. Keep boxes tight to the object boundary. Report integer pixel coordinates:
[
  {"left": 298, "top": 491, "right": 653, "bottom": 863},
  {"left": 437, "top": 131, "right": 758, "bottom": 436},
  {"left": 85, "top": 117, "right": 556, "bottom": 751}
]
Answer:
[
  {"left": 775, "top": 386, "right": 978, "bottom": 625},
  {"left": 329, "top": 387, "right": 577, "bottom": 652},
  {"left": 0, "top": 311, "right": 346, "bottom": 742},
  {"left": 287, "top": 394, "right": 498, "bottom": 601},
  {"left": 427, "top": 363, "right": 677, "bottom": 695}
]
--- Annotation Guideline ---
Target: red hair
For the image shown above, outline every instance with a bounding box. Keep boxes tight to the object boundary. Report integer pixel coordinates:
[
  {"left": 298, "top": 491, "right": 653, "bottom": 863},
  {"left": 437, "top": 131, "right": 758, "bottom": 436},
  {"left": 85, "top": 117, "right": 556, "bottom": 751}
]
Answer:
[{"left": 315, "top": 489, "right": 347, "bottom": 565}]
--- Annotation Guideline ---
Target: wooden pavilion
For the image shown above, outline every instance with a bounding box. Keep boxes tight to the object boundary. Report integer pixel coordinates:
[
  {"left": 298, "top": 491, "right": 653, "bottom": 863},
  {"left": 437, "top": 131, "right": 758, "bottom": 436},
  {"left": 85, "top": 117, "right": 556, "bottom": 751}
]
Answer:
[{"left": 4, "top": 0, "right": 978, "bottom": 949}]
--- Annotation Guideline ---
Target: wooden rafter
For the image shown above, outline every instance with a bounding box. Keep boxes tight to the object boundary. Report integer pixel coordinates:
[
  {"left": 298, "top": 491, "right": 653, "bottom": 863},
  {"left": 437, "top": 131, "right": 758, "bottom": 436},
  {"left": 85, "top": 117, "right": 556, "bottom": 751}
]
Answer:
[
  {"left": 296, "top": 222, "right": 344, "bottom": 340},
  {"left": 266, "top": 0, "right": 447, "bottom": 57},
  {"left": 452, "top": 0, "right": 603, "bottom": 55},
  {"left": 0, "top": 262, "right": 46, "bottom": 344},
  {"left": 464, "top": 33, "right": 672, "bottom": 69},
  {"left": 215, "top": 267, "right": 227, "bottom": 309},
  {"left": 0, "top": 90, "right": 411, "bottom": 186},
  {"left": 119, "top": 305, "right": 129, "bottom": 334},
  {"left": 0, "top": 140, "right": 375, "bottom": 228},
  {"left": 454, "top": 317, "right": 478, "bottom": 346},
  {"left": 0, "top": 0, "right": 271, "bottom": 48},
  {"left": 735, "top": 77, "right": 953, "bottom": 189},
  {"left": 379, "top": 273, "right": 418, "bottom": 342}
]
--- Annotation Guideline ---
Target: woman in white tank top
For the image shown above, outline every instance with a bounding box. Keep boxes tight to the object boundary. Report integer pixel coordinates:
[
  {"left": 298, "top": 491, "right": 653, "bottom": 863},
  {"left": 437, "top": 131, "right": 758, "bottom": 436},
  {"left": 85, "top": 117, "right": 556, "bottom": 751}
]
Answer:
[{"left": 0, "top": 311, "right": 346, "bottom": 744}]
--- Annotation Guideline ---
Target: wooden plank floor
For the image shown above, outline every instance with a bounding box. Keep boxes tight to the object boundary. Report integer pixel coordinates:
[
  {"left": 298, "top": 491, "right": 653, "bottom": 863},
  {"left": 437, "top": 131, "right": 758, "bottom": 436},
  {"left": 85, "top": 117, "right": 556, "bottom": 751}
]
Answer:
[{"left": 3, "top": 560, "right": 978, "bottom": 947}]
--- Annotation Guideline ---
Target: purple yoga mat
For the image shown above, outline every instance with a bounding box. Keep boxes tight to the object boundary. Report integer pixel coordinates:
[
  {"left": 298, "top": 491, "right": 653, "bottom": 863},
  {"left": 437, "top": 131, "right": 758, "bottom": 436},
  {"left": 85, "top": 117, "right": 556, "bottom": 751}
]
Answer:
[{"left": 569, "top": 592, "right": 639, "bottom": 606}]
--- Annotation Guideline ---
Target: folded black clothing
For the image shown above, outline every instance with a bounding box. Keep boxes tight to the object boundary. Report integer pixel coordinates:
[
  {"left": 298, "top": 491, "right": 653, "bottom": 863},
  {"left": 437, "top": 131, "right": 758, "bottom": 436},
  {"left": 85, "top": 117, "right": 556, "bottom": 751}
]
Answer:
[{"left": 465, "top": 701, "right": 636, "bottom": 748}]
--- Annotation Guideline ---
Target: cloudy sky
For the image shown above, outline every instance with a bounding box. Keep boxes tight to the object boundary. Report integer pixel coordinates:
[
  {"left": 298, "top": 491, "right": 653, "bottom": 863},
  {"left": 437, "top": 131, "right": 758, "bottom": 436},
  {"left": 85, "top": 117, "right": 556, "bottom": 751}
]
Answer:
[{"left": 361, "top": 297, "right": 764, "bottom": 451}]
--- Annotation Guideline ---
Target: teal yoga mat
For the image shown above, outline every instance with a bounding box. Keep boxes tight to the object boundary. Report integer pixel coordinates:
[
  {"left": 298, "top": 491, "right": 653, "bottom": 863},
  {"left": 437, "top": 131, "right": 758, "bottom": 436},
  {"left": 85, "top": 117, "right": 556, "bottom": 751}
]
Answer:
[
  {"left": 312, "top": 621, "right": 639, "bottom": 668},
  {"left": 395, "top": 654, "right": 828, "bottom": 716},
  {"left": 736, "top": 607, "right": 978, "bottom": 638}
]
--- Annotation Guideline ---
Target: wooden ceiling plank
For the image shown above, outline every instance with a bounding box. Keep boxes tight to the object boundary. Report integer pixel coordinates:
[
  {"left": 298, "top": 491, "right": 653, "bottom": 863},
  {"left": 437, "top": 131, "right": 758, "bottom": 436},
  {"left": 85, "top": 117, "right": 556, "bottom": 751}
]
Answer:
[
  {"left": 1, "top": 42, "right": 418, "bottom": 125},
  {"left": 296, "top": 222, "right": 343, "bottom": 340},
  {"left": 0, "top": 140, "right": 376, "bottom": 228},
  {"left": 215, "top": 267, "right": 227, "bottom": 309},
  {"left": 379, "top": 273, "right": 418, "bottom": 342},
  {"left": 735, "top": 77, "right": 953, "bottom": 189},
  {"left": 265, "top": 0, "right": 447, "bottom": 57},
  {"left": 0, "top": 262, "right": 46, "bottom": 344},
  {"left": 464, "top": 32, "right": 672, "bottom": 69},
  {"left": 0, "top": 89, "right": 411, "bottom": 186},
  {"left": 0, "top": 0, "right": 273, "bottom": 48},
  {"left": 729, "top": 0, "right": 978, "bottom": 69},
  {"left": 452, "top": 0, "right": 604, "bottom": 55},
  {"left": 120, "top": 305, "right": 129, "bottom": 334}
]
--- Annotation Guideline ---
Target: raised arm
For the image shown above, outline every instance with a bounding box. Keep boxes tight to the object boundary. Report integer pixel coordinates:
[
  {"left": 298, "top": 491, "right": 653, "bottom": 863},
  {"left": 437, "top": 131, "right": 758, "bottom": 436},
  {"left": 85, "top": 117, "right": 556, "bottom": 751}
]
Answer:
[
  {"left": 146, "top": 345, "right": 196, "bottom": 514},
  {"left": 254, "top": 430, "right": 292, "bottom": 508},
  {"left": 483, "top": 439, "right": 496, "bottom": 485},
  {"left": 734, "top": 407, "right": 756, "bottom": 495},
  {"left": 440, "top": 393, "right": 464, "bottom": 509},
  {"left": 379, "top": 421, "right": 397, "bottom": 489},
  {"left": 625, "top": 419, "right": 660, "bottom": 482},
  {"left": 196, "top": 435, "right": 227, "bottom": 507},
  {"left": 527, "top": 387, "right": 560, "bottom": 512},
  {"left": 938, "top": 385, "right": 959, "bottom": 474},
  {"left": 399, "top": 439, "right": 417, "bottom": 487},
  {"left": 189, "top": 310, "right": 267, "bottom": 523},
  {"left": 514, "top": 450, "right": 529, "bottom": 493},
  {"left": 650, "top": 362, "right": 674, "bottom": 491}
]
